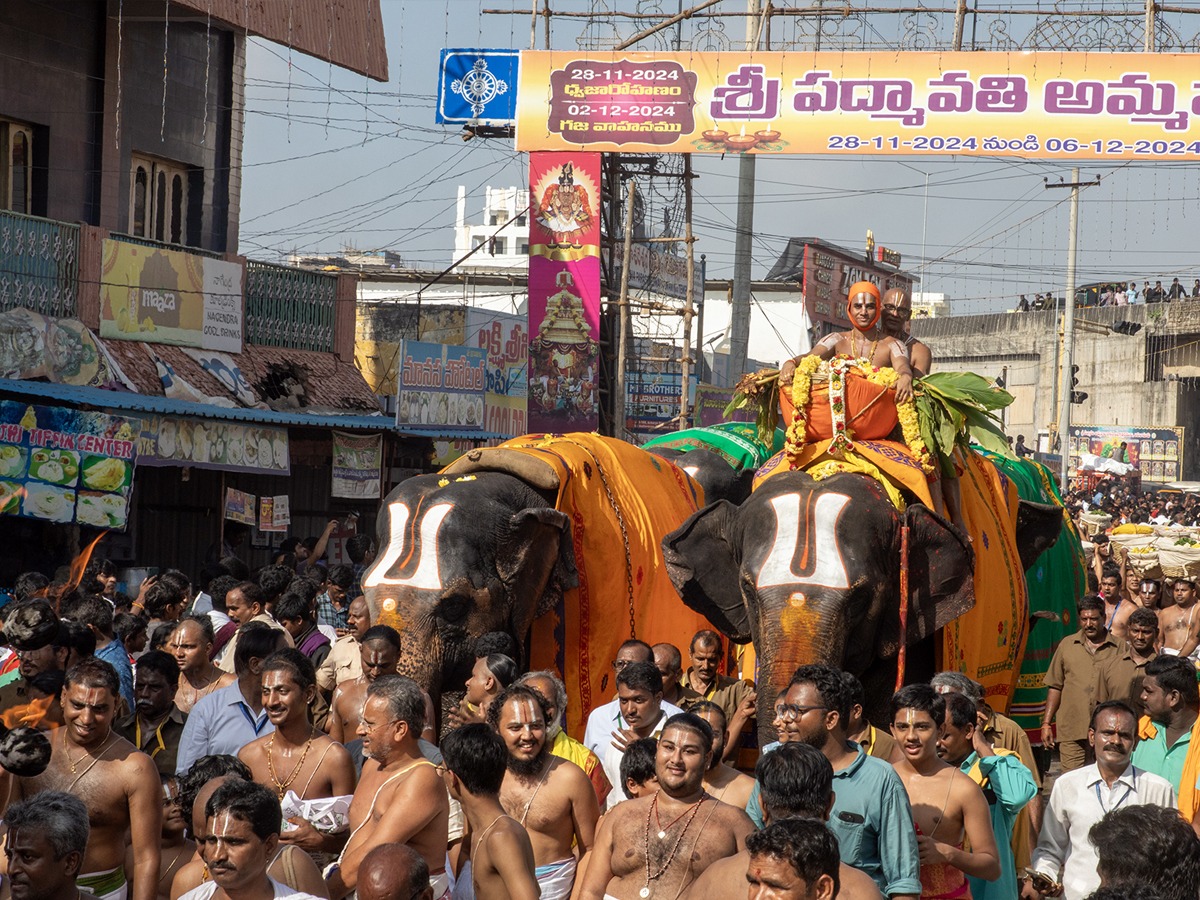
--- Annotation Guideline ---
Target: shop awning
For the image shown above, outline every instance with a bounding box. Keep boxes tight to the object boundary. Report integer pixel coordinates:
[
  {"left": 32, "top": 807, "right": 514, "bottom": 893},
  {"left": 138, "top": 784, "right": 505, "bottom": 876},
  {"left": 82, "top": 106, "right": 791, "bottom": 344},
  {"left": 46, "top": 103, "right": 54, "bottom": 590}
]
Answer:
[{"left": 0, "top": 379, "right": 509, "bottom": 441}]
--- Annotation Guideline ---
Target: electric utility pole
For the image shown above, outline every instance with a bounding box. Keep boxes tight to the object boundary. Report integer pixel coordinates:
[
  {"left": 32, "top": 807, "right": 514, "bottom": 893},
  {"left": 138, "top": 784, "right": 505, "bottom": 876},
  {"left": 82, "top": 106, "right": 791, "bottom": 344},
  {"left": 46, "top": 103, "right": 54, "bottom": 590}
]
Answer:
[
  {"left": 727, "top": 0, "right": 760, "bottom": 384},
  {"left": 1045, "top": 167, "right": 1100, "bottom": 490}
]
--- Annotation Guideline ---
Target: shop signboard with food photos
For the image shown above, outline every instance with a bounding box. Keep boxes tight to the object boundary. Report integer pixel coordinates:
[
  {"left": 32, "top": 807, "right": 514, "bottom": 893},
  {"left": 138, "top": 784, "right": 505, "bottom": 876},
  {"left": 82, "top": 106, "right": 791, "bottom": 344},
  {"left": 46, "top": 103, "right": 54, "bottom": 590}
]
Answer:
[
  {"left": 0, "top": 401, "right": 139, "bottom": 530},
  {"left": 136, "top": 416, "right": 290, "bottom": 475},
  {"left": 395, "top": 340, "right": 487, "bottom": 432}
]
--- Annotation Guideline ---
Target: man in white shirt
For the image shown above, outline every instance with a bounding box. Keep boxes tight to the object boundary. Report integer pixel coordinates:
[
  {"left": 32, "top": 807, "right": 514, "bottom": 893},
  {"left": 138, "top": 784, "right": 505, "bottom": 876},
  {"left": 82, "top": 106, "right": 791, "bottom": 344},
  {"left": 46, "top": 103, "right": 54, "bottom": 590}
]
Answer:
[
  {"left": 1023, "top": 701, "right": 1176, "bottom": 900},
  {"left": 582, "top": 639, "right": 683, "bottom": 754},
  {"left": 588, "top": 660, "right": 682, "bottom": 810},
  {"left": 180, "top": 779, "right": 324, "bottom": 900}
]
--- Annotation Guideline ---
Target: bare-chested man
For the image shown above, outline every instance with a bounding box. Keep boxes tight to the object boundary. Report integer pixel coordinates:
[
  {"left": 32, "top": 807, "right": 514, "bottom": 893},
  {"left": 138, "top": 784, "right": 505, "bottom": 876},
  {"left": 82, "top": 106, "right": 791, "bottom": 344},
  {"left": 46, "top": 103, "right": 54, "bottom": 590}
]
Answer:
[
  {"left": 4, "top": 658, "right": 162, "bottom": 900},
  {"left": 690, "top": 701, "right": 754, "bottom": 810},
  {"left": 488, "top": 684, "right": 599, "bottom": 899},
  {"left": 780, "top": 281, "right": 914, "bottom": 403},
  {"left": 890, "top": 685, "right": 1000, "bottom": 897},
  {"left": 579, "top": 713, "right": 754, "bottom": 900},
  {"left": 685, "top": 742, "right": 881, "bottom": 900},
  {"left": 881, "top": 287, "right": 932, "bottom": 377},
  {"left": 325, "top": 625, "right": 400, "bottom": 744},
  {"left": 1160, "top": 576, "right": 1200, "bottom": 660},
  {"left": 326, "top": 675, "right": 449, "bottom": 900},
  {"left": 239, "top": 649, "right": 355, "bottom": 859},
  {"left": 169, "top": 617, "right": 235, "bottom": 715},
  {"left": 440, "top": 723, "right": 539, "bottom": 900}
]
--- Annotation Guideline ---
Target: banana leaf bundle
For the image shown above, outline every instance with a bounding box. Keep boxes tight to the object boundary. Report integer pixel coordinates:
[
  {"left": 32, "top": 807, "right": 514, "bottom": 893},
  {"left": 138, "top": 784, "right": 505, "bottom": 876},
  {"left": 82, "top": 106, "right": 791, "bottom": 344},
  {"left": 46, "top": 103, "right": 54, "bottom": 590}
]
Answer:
[
  {"left": 724, "top": 369, "right": 782, "bottom": 448},
  {"left": 915, "top": 372, "right": 1014, "bottom": 476}
]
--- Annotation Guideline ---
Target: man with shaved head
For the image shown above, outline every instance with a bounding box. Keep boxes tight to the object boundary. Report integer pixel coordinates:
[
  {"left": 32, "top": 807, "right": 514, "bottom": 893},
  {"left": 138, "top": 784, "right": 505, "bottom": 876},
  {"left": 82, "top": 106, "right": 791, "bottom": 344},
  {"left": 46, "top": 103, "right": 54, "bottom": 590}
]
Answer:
[
  {"left": 880, "top": 287, "right": 931, "bottom": 376},
  {"left": 357, "top": 844, "right": 432, "bottom": 900}
]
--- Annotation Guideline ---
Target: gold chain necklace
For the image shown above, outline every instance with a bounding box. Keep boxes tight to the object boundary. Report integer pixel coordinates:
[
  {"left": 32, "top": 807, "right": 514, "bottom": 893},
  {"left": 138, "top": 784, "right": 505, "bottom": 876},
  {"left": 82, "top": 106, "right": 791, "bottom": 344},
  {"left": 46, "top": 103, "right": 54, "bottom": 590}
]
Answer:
[
  {"left": 63, "top": 728, "right": 114, "bottom": 779},
  {"left": 265, "top": 729, "right": 317, "bottom": 798},
  {"left": 640, "top": 790, "right": 706, "bottom": 898},
  {"left": 854, "top": 331, "right": 879, "bottom": 361}
]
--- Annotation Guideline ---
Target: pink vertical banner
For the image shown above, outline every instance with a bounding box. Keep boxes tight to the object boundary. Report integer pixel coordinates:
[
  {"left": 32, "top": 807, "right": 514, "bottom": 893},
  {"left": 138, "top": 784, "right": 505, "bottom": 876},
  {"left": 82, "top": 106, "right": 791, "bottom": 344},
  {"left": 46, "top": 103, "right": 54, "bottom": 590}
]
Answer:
[{"left": 528, "top": 151, "right": 602, "bottom": 434}]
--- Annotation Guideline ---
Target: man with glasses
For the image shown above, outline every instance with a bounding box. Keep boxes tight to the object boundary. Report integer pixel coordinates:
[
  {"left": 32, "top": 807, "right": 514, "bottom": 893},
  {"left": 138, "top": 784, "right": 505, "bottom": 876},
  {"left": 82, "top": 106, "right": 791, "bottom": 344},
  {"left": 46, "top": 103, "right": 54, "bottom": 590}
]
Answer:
[
  {"left": 582, "top": 640, "right": 682, "bottom": 763},
  {"left": 326, "top": 675, "right": 449, "bottom": 900},
  {"left": 747, "top": 664, "right": 921, "bottom": 900},
  {"left": 880, "top": 287, "right": 931, "bottom": 377}
]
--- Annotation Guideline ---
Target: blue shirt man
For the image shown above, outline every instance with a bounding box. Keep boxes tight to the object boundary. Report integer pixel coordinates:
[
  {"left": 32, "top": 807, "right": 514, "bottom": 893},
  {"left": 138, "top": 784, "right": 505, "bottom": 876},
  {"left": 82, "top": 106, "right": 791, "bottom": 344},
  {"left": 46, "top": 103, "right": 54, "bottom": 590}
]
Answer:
[
  {"left": 749, "top": 666, "right": 921, "bottom": 899},
  {"left": 174, "top": 620, "right": 283, "bottom": 774},
  {"left": 938, "top": 692, "right": 1037, "bottom": 900}
]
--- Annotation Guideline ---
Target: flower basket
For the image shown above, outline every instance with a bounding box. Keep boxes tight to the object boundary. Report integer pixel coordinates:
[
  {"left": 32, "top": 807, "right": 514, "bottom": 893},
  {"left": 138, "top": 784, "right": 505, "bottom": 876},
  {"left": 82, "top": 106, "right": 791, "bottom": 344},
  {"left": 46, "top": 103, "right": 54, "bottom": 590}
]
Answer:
[
  {"left": 1157, "top": 548, "right": 1200, "bottom": 580},
  {"left": 1124, "top": 548, "right": 1163, "bottom": 580},
  {"left": 1078, "top": 513, "right": 1112, "bottom": 539}
]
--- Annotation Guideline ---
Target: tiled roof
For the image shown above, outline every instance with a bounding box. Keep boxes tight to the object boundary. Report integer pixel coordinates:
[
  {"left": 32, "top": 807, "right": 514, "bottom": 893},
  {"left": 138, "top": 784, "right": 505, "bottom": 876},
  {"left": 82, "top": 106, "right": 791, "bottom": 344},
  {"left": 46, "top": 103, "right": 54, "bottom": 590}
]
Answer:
[{"left": 101, "top": 341, "right": 383, "bottom": 415}]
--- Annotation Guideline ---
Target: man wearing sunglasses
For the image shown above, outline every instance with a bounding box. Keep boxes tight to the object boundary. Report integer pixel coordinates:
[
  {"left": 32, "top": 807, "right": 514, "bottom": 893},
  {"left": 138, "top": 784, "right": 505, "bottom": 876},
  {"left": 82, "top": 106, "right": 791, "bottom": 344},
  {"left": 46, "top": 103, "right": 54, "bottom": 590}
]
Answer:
[{"left": 880, "top": 288, "right": 931, "bottom": 378}]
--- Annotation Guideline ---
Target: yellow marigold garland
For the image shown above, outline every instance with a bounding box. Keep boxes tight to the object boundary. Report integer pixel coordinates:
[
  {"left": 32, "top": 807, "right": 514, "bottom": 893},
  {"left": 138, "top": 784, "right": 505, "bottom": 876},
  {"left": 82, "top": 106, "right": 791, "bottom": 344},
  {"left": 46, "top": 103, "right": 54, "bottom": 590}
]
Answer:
[{"left": 783, "top": 355, "right": 934, "bottom": 476}]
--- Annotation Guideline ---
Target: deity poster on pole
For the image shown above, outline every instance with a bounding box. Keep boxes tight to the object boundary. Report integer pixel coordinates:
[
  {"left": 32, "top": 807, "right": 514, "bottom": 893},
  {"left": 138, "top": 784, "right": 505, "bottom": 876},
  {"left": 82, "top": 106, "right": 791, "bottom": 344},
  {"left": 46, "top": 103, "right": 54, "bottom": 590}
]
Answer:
[{"left": 527, "top": 151, "right": 601, "bottom": 434}]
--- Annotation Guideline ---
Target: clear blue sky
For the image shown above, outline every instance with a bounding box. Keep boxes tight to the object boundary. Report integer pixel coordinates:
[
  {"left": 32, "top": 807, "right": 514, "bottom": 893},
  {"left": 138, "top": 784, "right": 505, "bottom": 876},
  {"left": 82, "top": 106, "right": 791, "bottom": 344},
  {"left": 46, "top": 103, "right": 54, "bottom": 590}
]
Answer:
[{"left": 237, "top": 0, "right": 1200, "bottom": 316}]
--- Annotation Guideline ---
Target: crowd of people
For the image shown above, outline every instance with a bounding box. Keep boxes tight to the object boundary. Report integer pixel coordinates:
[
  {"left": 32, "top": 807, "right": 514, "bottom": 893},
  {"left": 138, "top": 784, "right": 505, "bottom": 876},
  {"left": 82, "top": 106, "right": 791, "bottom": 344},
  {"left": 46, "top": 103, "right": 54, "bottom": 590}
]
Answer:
[
  {"left": 0, "top": 535, "right": 1197, "bottom": 900},
  {"left": 1016, "top": 277, "right": 1200, "bottom": 311}
]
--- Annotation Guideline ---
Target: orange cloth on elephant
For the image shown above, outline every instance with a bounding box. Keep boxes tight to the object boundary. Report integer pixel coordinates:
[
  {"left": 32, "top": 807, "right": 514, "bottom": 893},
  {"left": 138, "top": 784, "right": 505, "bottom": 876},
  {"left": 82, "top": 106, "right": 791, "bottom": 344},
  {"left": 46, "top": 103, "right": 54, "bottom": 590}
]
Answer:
[
  {"left": 477, "top": 434, "right": 713, "bottom": 739},
  {"left": 940, "top": 449, "right": 1030, "bottom": 715},
  {"left": 754, "top": 438, "right": 934, "bottom": 509}
]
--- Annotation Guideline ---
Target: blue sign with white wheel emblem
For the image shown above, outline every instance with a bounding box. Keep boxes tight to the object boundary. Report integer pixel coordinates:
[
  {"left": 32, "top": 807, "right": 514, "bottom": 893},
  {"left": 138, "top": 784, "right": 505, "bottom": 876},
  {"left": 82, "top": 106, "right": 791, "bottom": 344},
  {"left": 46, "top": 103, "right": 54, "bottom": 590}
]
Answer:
[{"left": 437, "top": 49, "right": 520, "bottom": 126}]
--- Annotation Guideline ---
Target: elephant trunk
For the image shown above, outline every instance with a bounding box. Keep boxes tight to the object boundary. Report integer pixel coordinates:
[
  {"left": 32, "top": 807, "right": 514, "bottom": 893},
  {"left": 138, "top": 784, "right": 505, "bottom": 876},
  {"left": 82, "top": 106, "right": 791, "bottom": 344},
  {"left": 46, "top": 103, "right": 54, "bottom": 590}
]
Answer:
[{"left": 754, "top": 601, "right": 847, "bottom": 745}]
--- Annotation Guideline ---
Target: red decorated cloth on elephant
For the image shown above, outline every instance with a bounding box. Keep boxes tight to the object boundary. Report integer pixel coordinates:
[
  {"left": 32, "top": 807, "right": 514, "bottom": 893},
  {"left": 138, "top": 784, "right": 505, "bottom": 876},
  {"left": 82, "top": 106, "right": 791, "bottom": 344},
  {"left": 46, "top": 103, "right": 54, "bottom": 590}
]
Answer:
[{"left": 482, "top": 434, "right": 715, "bottom": 738}]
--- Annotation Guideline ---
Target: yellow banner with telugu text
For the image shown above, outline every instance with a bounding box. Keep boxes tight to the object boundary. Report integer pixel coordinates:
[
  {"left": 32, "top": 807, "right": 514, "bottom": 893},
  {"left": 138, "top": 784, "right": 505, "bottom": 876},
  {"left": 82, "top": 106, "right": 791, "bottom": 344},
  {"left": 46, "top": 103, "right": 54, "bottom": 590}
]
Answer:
[{"left": 516, "top": 50, "right": 1200, "bottom": 160}]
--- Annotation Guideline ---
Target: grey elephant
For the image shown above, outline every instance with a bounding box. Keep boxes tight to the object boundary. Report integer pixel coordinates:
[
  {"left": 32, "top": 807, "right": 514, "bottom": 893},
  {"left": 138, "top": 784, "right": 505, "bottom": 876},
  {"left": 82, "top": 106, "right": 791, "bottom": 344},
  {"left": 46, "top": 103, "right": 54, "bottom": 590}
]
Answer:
[
  {"left": 360, "top": 434, "right": 722, "bottom": 736},
  {"left": 662, "top": 468, "right": 1063, "bottom": 740}
]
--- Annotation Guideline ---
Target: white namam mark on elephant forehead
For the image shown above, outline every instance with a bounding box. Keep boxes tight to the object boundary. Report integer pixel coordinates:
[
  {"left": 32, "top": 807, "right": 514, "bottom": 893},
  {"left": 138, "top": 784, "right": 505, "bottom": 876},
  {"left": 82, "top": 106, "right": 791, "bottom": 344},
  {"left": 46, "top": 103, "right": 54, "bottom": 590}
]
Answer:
[
  {"left": 756, "top": 492, "right": 852, "bottom": 591},
  {"left": 363, "top": 502, "right": 453, "bottom": 590},
  {"left": 682, "top": 465, "right": 700, "bottom": 478}
]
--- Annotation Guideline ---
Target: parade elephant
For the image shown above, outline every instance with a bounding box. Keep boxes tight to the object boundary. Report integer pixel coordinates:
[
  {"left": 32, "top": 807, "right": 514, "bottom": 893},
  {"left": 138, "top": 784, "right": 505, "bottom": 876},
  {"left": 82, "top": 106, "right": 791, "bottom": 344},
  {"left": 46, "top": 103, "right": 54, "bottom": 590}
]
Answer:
[
  {"left": 662, "top": 467, "right": 1064, "bottom": 740},
  {"left": 361, "top": 433, "right": 721, "bottom": 735}
]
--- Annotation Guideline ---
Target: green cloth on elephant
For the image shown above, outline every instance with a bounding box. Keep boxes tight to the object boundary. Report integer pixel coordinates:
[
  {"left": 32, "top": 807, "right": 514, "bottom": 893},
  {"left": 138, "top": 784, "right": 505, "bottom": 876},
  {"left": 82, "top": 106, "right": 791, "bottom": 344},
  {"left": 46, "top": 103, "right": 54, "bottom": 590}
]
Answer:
[
  {"left": 978, "top": 451, "right": 1087, "bottom": 739},
  {"left": 642, "top": 422, "right": 784, "bottom": 470}
]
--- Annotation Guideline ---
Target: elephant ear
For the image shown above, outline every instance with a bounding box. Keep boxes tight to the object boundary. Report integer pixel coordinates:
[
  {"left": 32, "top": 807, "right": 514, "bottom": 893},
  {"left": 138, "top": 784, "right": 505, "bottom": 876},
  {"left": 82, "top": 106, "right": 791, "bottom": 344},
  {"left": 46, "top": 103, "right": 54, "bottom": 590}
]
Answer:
[
  {"left": 891, "top": 504, "right": 976, "bottom": 647},
  {"left": 662, "top": 500, "right": 751, "bottom": 643},
  {"left": 1015, "top": 499, "right": 1064, "bottom": 571},
  {"left": 498, "top": 507, "right": 578, "bottom": 637}
]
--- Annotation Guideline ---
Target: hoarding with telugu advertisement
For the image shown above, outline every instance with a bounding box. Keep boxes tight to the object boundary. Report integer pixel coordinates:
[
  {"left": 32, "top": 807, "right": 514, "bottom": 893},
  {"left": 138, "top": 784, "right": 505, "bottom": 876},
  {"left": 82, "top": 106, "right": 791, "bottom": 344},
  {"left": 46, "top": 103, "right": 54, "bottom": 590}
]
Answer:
[{"left": 516, "top": 51, "right": 1200, "bottom": 161}]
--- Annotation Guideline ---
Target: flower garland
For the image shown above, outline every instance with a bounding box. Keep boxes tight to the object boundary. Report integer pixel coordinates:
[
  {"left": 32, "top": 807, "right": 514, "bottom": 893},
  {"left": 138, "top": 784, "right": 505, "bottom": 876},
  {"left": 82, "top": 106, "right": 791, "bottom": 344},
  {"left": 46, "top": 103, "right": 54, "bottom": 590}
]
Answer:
[
  {"left": 785, "top": 355, "right": 822, "bottom": 464},
  {"left": 783, "top": 355, "right": 935, "bottom": 476}
]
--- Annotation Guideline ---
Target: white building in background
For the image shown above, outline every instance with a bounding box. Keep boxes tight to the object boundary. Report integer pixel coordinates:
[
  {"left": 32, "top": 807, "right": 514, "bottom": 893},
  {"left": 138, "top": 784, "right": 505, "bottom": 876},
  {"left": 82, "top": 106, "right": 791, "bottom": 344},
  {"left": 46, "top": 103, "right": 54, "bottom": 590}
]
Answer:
[
  {"left": 912, "top": 291, "right": 949, "bottom": 318},
  {"left": 455, "top": 185, "right": 530, "bottom": 272}
]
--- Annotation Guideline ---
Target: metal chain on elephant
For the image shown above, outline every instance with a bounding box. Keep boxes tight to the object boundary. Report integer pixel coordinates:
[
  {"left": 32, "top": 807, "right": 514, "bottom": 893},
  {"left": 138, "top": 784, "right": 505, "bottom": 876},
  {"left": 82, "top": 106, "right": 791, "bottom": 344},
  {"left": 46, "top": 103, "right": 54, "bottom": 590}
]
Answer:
[{"left": 558, "top": 438, "right": 638, "bottom": 640}]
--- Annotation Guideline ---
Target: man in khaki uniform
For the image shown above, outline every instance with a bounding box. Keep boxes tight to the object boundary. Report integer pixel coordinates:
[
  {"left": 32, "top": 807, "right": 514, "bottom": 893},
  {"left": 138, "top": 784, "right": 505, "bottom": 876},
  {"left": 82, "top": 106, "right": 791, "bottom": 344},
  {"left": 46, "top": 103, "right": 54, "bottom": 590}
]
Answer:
[
  {"left": 317, "top": 595, "right": 370, "bottom": 693},
  {"left": 1041, "top": 596, "right": 1124, "bottom": 772}
]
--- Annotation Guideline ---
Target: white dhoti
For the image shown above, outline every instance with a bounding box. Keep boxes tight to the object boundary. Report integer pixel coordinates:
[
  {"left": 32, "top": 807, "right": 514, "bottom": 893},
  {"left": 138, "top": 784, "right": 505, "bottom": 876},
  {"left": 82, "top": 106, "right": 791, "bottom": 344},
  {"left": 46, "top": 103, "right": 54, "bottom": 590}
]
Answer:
[
  {"left": 534, "top": 857, "right": 578, "bottom": 900},
  {"left": 77, "top": 867, "right": 127, "bottom": 900},
  {"left": 430, "top": 870, "right": 451, "bottom": 900}
]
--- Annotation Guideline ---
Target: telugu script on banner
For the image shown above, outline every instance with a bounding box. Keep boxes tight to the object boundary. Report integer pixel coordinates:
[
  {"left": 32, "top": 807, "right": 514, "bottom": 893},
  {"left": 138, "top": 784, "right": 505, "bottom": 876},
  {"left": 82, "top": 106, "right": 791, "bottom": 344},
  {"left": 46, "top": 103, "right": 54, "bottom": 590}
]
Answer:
[{"left": 516, "top": 51, "right": 1200, "bottom": 159}]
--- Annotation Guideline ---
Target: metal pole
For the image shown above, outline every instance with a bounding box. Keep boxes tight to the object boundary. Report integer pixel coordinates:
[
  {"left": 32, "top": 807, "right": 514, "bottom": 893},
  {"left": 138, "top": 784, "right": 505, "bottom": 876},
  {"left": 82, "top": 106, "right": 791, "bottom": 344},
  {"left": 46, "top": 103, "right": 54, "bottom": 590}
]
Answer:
[
  {"left": 952, "top": 0, "right": 968, "bottom": 50},
  {"left": 680, "top": 154, "right": 695, "bottom": 429},
  {"left": 615, "top": 180, "right": 637, "bottom": 441},
  {"left": 1058, "top": 166, "right": 1081, "bottom": 491},
  {"left": 920, "top": 171, "right": 929, "bottom": 291},
  {"left": 728, "top": 0, "right": 760, "bottom": 384},
  {"left": 696, "top": 254, "right": 707, "bottom": 383}
]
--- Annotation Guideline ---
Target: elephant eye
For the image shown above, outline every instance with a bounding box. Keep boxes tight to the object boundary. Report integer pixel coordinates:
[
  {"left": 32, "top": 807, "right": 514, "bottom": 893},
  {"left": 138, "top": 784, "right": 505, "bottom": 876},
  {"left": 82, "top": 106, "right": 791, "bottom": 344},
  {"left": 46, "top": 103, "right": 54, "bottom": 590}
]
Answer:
[{"left": 435, "top": 595, "right": 469, "bottom": 623}]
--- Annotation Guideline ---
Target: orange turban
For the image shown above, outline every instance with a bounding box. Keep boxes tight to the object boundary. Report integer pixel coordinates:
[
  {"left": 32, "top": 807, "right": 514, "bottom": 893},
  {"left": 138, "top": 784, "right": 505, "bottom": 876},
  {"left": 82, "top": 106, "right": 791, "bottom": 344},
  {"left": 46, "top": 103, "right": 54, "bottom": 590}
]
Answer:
[{"left": 846, "top": 281, "right": 882, "bottom": 331}]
